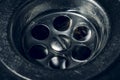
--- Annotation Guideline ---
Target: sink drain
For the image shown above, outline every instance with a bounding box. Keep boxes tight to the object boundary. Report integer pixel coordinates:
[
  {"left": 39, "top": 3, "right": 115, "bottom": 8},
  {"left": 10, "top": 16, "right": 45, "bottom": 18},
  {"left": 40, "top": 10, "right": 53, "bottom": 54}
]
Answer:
[
  {"left": 9, "top": 0, "right": 110, "bottom": 70},
  {"left": 5, "top": 0, "right": 111, "bottom": 80},
  {"left": 13, "top": 9, "right": 109, "bottom": 69}
]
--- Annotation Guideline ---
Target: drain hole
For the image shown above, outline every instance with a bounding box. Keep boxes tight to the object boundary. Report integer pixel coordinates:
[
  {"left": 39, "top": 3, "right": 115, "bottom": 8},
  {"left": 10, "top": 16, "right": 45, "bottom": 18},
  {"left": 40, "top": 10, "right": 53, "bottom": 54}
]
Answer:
[
  {"left": 53, "top": 16, "right": 71, "bottom": 31},
  {"left": 73, "top": 26, "right": 90, "bottom": 41},
  {"left": 28, "top": 45, "right": 48, "bottom": 59},
  {"left": 49, "top": 56, "right": 68, "bottom": 69},
  {"left": 31, "top": 24, "right": 49, "bottom": 40},
  {"left": 72, "top": 45, "right": 92, "bottom": 61}
]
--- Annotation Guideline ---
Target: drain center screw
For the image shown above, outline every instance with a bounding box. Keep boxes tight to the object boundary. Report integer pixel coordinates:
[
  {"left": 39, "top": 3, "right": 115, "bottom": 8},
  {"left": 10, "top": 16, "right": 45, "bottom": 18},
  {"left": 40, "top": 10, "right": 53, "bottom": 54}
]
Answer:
[{"left": 51, "top": 35, "right": 71, "bottom": 52}]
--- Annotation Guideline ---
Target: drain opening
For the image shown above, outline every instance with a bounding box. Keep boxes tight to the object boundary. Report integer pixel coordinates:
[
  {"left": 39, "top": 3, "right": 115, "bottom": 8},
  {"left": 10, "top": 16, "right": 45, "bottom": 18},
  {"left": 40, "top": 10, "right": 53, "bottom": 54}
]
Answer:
[
  {"left": 31, "top": 24, "right": 50, "bottom": 40},
  {"left": 72, "top": 45, "right": 92, "bottom": 61},
  {"left": 73, "top": 26, "right": 90, "bottom": 41},
  {"left": 53, "top": 16, "right": 72, "bottom": 31},
  {"left": 28, "top": 45, "right": 48, "bottom": 59}
]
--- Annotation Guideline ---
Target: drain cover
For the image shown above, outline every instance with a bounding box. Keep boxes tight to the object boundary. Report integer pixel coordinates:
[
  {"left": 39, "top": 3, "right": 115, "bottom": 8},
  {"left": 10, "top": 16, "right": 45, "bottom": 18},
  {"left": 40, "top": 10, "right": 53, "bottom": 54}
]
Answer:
[{"left": 0, "top": 0, "right": 113, "bottom": 80}]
